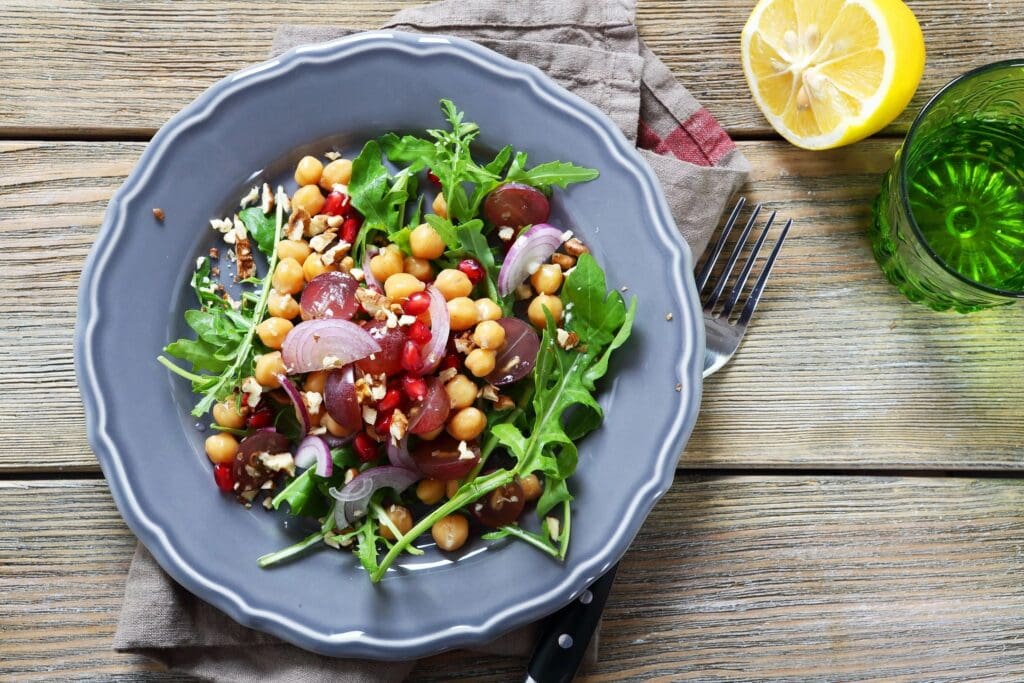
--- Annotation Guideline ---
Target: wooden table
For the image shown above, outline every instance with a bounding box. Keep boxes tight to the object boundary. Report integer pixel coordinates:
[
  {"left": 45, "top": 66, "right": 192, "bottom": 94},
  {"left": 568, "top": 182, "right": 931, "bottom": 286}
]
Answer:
[{"left": 2, "top": 1, "right": 1023, "bottom": 680}]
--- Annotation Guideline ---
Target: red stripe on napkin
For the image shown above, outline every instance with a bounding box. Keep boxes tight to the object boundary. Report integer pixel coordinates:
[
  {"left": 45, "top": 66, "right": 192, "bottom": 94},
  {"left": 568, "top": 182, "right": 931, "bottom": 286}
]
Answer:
[{"left": 638, "top": 108, "right": 736, "bottom": 167}]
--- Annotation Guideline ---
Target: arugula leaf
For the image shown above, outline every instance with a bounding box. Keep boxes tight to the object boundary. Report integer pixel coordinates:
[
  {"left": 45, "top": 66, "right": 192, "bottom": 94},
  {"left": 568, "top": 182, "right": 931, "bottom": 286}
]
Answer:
[
  {"left": 163, "top": 338, "right": 227, "bottom": 374},
  {"left": 490, "top": 254, "right": 636, "bottom": 540},
  {"left": 238, "top": 207, "right": 277, "bottom": 258},
  {"left": 348, "top": 142, "right": 418, "bottom": 260},
  {"left": 379, "top": 132, "right": 435, "bottom": 171},
  {"left": 271, "top": 468, "right": 326, "bottom": 517},
  {"left": 504, "top": 152, "right": 600, "bottom": 192}
]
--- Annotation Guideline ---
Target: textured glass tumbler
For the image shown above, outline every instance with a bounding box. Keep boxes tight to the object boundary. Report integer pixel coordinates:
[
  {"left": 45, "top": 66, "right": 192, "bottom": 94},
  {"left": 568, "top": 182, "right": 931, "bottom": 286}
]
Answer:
[{"left": 871, "top": 60, "right": 1024, "bottom": 312}]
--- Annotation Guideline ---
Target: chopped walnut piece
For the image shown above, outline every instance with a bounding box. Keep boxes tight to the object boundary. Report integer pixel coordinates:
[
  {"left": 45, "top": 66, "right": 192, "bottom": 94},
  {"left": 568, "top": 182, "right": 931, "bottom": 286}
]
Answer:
[
  {"left": 234, "top": 234, "right": 256, "bottom": 280},
  {"left": 152, "top": 207, "right": 165, "bottom": 221},
  {"left": 322, "top": 241, "right": 351, "bottom": 266},
  {"left": 438, "top": 367, "right": 458, "bottom": 383},
  {"left": 355, "top": 287, "right": 390, "bottom": 319},
  {"left": 551, "top": 253, "right": 576, "bottom": 271},
  {"left": 564, "top": 237, "right": 589, "bottom": 256},
  {"left": 286, "top": 208, "right": 310, "bottom": 241},
  {"left": 478, "top": 384, "right": 500, "bottom": 402},
  {"left": 390, "top": 409, "right": 409, "bottom": 441},
  {"left": 498, "top": 226, "right": 514, "bottom": 242},
  {"left": 208, "top": 247, "right": 220, "bottom": 259},
  {"left": 556, "top": 328, "right": 580, "bottom": 350},
  {"left": 308, "top": 214, "right": 330, "bottom": 237},
  {"left": 494, "top": 395, "right": 515, "bottom": 411},
  {"left": 260, "top": 183, "right": 275, "bottom": 213},
  {"left": 309, "top": 229, "right": 337, "bottom": 253},
  {"left": 453, "top": 332, "right": 476, "bottom": 354},
  {"left": 239, "top": 185, "right": 259, "bottom": 208},
  {"left": 325, "top": 151, "right": 341, "bottom": 161}
]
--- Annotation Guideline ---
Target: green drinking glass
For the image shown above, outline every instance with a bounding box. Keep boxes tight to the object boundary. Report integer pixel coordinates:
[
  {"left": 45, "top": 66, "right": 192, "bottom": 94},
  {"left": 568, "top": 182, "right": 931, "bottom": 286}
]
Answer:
[{"left": 871, "top": 60, "right": 1024, "bottom": 312}]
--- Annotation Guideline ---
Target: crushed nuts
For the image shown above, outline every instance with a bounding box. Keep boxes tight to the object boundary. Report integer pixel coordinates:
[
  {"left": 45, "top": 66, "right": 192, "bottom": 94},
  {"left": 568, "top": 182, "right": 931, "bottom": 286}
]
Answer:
[
  {"left": 308, "top": 214, "right": 331, "bottom": 237},
  {"left": 239, "top": 185, "right": 259, "bottom": 208},
  {"left": 260, "top": 183, "right": 275, "bottom": 214},
  {"left": 556, "top": 328, "right": 580, "bottom": 350},
  {"left": 322, "top": 241, "right": 351, "bottom": 266},
  {"left": 208, "top": 247, "right": 220, "bottom": 259},
  {"left": 551, "top": 253, "right": 576, "bottom": 271},
  {"left": 564, "top": 237, "right": 589, "bottom": 256},
  {"left": 494, "top": 395, "right": 516, "bottom": 411},
  {"left": 286, "top": 208, "right": 310, "bottom": 241},
  {"left": 309, "top": 229, "right": 337, "bottom": 254},
  {"left": 390, "top": 409, "right": 409, "bottom": 441},
  {"left": 152, "top": 207, "right": 165, "bottom": 221},
  {"left": 234, "top": 233, "right": 256, "bottom": 280}
]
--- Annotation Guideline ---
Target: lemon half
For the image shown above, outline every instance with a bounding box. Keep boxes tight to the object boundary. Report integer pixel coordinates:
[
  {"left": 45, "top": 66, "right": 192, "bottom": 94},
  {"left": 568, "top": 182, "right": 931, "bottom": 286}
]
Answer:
[{"left": 741, "top": 0, "right": 925, "bottom": 150}]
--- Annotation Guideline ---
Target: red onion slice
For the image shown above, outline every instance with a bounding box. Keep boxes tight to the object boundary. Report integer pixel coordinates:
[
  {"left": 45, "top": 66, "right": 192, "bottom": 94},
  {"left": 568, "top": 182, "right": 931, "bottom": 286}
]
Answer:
[
  {"left": 276, "top": 374, "right": 311, "bottom": 434},
  {"left": 387, "top": 434, "right": 418, "bottom": 471},
  {"left": 329, "top": 466, "right": 421, "bottom": 525},
  {"left": 487, "top": 317, "right": 540, "bottom": 386},
  {"left": 497, "top": 223, "right": 566, "bottom": 296},
  {"left": 281, "top": 319, "right": 381, "bottom": 374},
  {"left": 362, "top": 246, "right": 381, "bottom": 290},
  {"left": 420, "top": 286, "right": 449, "bottom": 374},
  {"left": 294, "top": 435, "right": 332, "bottom": 477}
]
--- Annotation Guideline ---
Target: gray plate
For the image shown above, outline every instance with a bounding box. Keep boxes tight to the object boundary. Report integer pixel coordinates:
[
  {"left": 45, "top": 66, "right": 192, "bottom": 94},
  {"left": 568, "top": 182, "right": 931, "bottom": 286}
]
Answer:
[{"left": 75, "top": 31, "right": 704, "bottom": 659}]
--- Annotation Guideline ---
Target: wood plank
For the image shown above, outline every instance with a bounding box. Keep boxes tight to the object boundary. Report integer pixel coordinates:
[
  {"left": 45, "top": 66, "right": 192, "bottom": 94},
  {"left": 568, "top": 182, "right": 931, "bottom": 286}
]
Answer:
[
  {"left": 2, "top": 476, "right": 1024, "bottom": 680},
  {"left": 0, "top": 1, "right": 1020, "bottom": 136},
  {"left": 1, "top": 140, "right": 1022, "bottom": 473}
]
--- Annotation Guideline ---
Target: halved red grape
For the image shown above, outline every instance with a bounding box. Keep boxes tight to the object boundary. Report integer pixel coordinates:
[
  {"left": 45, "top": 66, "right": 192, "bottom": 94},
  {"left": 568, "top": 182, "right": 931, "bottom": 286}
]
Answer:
[
  {"left": 471, "top": 479, "right": 525, "bottom": 528},
  {"left": 355, "top": 320, "right": 407, "bottom": 375},
  {"left": 412, "top": 435, "right": 480, "bottom": 480},
  {"left": 487, "top": 318, "right": 540, "bottom": 386},
  {"left": 232, "top": 430, "right": 291, "bottom": 494},
  {"left": 483, "top": 183, "right": 550, "bottom": 227},
  {"left": 324, "top": 367, "right": 361, "bottom": 431},
  {"left": 408, "top": 376, "right": 450, "bottom": 435},
  {"left": 300, "top": 271, "right": 359, "bottom": 321}
]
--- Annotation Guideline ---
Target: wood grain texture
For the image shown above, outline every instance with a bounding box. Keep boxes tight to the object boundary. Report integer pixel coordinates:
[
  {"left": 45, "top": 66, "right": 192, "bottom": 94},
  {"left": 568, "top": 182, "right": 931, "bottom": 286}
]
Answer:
[
  {"left": 3, "top": 476, "right": 1024, "bottom": 681},
  {"left": 0, "top": 0, "right": 1022, "bottom": 136},
  {"left": 1, "top": 140, "right": 1022, "bottom": 473}
]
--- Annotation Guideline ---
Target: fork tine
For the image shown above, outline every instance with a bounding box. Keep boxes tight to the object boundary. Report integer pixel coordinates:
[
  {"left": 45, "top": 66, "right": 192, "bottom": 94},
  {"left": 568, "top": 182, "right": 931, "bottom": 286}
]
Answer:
[
  {"left": 720, "top": 210, "right": 776, "bottom": 318},
  {"left": 695, "top": 196, "right": 745, "bottom": 293},
  {"left": 737, "top": 218, "right": 793, "bottom": 327},
  {"left": 703, "top": 203, "right": 762, "bottom": 310}
]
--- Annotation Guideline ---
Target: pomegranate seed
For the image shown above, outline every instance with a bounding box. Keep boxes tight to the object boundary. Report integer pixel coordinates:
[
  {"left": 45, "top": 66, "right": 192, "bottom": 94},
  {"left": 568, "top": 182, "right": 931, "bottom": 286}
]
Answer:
[
  {"left": 246, "top": 407, "right": 273, "bottom": 429},
  {"left": 403, "top": 291, "right": 431, "bottom": 316},
  {"left": 378, "top": 388, "right": 403, "bottom": 413},
  {"left": 441, "top": 353, "right": 462, "bottom": 371},
  {"left": 354, "top": 432, "right": 378, "bottom": 462},
  {"left": 213, "top": 464, "right": 234, "bottom": 493},
  {"left": 458, "top": 258, "right": 485, "bottom": 285},
  {"left": 401, "top": 375, "right": 428, "bottom": 402},
  {"left": 401, "top": 340, "right": 423, "bottom": 374},
  {"left": 341, "top": 215, "right": 362, "bottom": 243},
  {"left": 408, "top": 320, "right": 432, "bottom": 345},
  {"left": 322, "top": 191, "right": 351, "bottom": 217},
  {"left": 375, "top": 410, "right": 394, "bottom": 436},
  {"left": 426, "top": 170, "right": 441, "bottom": 187}
]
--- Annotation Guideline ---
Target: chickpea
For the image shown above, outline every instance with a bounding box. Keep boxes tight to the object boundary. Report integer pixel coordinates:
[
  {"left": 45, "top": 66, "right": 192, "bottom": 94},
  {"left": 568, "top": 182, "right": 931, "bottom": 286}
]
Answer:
[
  {"left": 472, "top": 320, "right": 506, "bottom": 350},
  {"left": 256, "top": 316, "right": 294, "bottom": 350},
  {"left": 369, "top": 249, "right": 404, "bottom": 283},
  {"left": 416, "top": 478, "right": 446, "bottom": 505},
  {"left": 319, "top": 158, "right": 352, "bottom": 191},
  {"left": 277, "top": 239, "right": 312, "bottom": 263},
  {"left": 404, "top": 256, "right": 434, "bottom": 282},
  {"left": 464, "top": 348, "right": 496, "bottom": 378},
  {"left": 447, "top": 406, "right": 487, "bottom": 440},
  {"left": 530, "top": 264, "right": 563, "bottom": 295},
  {"left": 294, "top": 155, "right": 324, "bottom": 186},
  {"left": 255, "top": 352, "right": 286, "bottom": 388},
  {"left": 321, "top": 412, "right": 353, "bottom": 438},
  {"left": 445, "top": 374, "right": 478, "bottom": 410},
  {"left": 212, "top": 399, "right": 246, "bottom": 429},
  {"left": 204, "top": 432, "right": 238, "bottom": 465},
  {"left": 384, "top": 272, "right": 426, "bottom": 300},
  {"left": 519, "top": 473, "right": 543, "bottom": 503},
  {"left": 303, "top": 251, "right": 336, "bottom": 282},
  {"left": 273, "top": 257, "right": 305, "bottom": 295},
  {"left": 432, "top": 514, "right": 469, "bottom": 551},
  {"left": 445, "top": 479, "right": 460, "bottom": 499},
  {"left": 379, "top": 504, "right": 414, "bottom": 541},
  {"left": 446, "top": 297, "right": 479, "bottom": 331},
  {"left": 475, "top": 298, "right": 502, "bottom": 322},
  {"left": 409, "top": 223, "right": 446, "bottom": 260},
  {"left": 432, "top": 192, "right": 448, "bottom": 219},
  {"left": 434, "top": 269, "right": 473, "bottom": 300},
  {"left": 528, "top": 294, "right": 564, "bottom": 329},
  {"left": 292, "top": 184, "right": 325, "bottom": 216},
  {"left": 304, "top": 370, "right": 328, "bottom": 394},
  {"left": 267, "top": 290, "right": 300, "bottom": 319}
]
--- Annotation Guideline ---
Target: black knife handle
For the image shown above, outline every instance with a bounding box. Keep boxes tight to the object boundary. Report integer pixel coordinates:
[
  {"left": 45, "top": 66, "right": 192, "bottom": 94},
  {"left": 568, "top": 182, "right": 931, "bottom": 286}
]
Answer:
[{"left": 526, "top": 563, "right": 619, "bottom": 683}]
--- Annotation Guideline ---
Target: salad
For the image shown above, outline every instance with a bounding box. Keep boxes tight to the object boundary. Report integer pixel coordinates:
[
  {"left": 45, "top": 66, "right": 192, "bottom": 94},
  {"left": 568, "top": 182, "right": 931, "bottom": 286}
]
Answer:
[{"left": 159, "top": 100, "right": 636, "bottom": 582}]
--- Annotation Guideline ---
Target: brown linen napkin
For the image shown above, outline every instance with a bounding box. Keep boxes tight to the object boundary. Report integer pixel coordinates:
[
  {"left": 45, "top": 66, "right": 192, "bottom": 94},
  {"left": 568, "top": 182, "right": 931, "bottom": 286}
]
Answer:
[{"left": 115, "top": 1, "right": 749, "bottom": 680}]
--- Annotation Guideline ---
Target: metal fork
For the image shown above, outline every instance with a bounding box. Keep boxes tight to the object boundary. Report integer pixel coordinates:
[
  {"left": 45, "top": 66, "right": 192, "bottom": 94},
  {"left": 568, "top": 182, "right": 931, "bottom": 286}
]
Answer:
[
  {"left": 697, "top": 197, "right": 793, "bottom": 377},
  {"left": 525, "top": 196, "right": 792, "bottom": 683}
]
